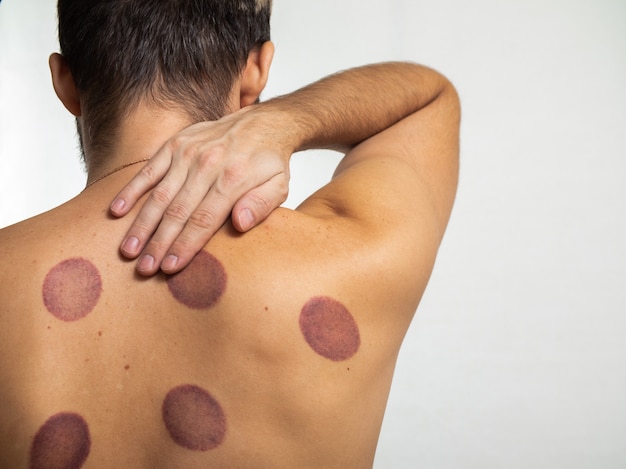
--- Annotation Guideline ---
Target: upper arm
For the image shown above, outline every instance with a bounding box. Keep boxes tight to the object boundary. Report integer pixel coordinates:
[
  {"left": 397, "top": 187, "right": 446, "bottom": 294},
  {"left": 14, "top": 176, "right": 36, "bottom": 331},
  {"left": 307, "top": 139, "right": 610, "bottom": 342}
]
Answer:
[{"left": 298, "top": 81, "right": 460, "bottom": 243}]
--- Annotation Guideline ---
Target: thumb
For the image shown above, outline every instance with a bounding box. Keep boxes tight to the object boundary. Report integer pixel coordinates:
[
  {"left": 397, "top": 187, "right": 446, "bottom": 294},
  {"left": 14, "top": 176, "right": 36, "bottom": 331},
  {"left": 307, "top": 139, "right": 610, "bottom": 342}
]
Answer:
[{"left": 231, "top": 176, "right": 289, "bottom": 232}]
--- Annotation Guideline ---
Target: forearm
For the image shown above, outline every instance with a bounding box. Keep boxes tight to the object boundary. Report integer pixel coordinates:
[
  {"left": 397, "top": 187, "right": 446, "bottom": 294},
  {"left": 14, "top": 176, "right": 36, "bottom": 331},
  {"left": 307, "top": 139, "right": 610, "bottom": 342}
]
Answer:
[{"left": 261, "top": 62, "right": 451, "bottom": 153}]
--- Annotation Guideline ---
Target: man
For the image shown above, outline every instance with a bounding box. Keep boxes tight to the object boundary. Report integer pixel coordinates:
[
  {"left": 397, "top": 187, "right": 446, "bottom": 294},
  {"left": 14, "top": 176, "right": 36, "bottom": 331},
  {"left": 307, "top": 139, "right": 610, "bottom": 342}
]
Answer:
[{"left": 0, "top": 0, "right": 459, "bottom": 467}]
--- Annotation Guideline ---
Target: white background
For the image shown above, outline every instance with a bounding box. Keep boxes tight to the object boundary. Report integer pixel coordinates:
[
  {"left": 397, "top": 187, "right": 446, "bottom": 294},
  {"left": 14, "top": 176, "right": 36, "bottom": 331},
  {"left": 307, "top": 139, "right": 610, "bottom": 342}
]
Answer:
[{"left": 1, "top": 1, "right": 625, "bottom": 468}]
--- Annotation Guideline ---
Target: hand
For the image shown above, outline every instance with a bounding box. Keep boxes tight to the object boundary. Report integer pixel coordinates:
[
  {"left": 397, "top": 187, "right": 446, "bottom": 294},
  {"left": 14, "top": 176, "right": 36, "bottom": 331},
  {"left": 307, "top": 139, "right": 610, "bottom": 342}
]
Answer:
[{"left": 110, "top": 106, "right": 292, "bottom": 276}]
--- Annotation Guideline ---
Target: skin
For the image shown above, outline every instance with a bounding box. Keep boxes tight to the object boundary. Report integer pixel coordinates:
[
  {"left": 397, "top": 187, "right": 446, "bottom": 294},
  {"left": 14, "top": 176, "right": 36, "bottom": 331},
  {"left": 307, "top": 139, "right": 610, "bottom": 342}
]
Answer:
[
  {"left": 166, "top": 251, "right": 227, "bottom": 310},
  {"left": 0, "top": 56, "right": 459, "bottom": 467},
  {"left": 299, "top": 296, "right": 361, "bottom": 361},
  {"left": 165, "top": 257, "right": 227, "bottom": 455},
  {"left": 42, "top": 258, "right": 102, "bottom": 322},
  {"left": 30, "top": 412, "right": 91, "bottom": 469},
  {"left": 162, "top": 384, "right": 227, "bottom": 451}
]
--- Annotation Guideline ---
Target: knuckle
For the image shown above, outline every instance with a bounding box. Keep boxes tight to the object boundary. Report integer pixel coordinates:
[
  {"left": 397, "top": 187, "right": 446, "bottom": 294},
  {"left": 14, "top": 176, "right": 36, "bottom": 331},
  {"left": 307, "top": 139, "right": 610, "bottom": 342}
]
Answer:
[
  {"left": 169, "top": 134, "right": 187, "bottom": 153},
  {"left": 187, "top": 207, "right": 218, "bottom": 231},
  {"left": 196, "top": 147, "right": 223, "bottom": 171},
  {"left": 145, "top": 238, "right": 171, "bottom": 254},
  {"left": 276, "top": 178, "right": 289, "bottom": 201},
  {"left": 223, "top": 165, "right": 245, "bottom": 186},
  {"left": 138, "top": 163, "right": 157, "bottom": 184},
  {"left": 170, "top": 233, "right": 200, "bottom": 253},
  {"left": 163, "top": 202, "right": 191, "bottom": 224},
  {"left": 148, "top": 185, "right": 173, "bottom": 207},
  {"left": 170, "top": 135, "right": 201, "bottom": 165},
  {"left": 216, "top": 164, "right": 245, "bottom": 194},
  {"left": 248, "top": 192, "right": 273, "bottom": 213},
  {"left": 128, "top": 220, "right": 153, "bottom": 238},
  {"left": 179, "top": 142, "right": 198, "bottom": 164}
]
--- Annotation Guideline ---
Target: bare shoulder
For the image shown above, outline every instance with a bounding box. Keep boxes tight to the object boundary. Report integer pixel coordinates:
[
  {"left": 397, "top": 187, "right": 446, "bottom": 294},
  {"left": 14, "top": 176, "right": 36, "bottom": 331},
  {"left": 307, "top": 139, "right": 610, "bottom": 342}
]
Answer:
[
  {"left": 292, "top": 80, "right": 461, "bottom": 313},
  {"left": 0, "top": 204, "right": 82, "bottom": 277},
  {"left": 0, "top": 216, "right": 52, "bottom": 287},
  {"left": 243, "top": 201, "right": 437, "bottom": 332}
]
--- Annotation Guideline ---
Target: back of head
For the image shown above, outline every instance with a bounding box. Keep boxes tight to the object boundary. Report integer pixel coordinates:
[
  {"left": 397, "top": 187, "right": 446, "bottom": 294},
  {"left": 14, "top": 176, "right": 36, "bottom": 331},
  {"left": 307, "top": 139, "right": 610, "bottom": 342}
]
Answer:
[{"left": 57, "top": 0, "right": 271, "bottom": 163}]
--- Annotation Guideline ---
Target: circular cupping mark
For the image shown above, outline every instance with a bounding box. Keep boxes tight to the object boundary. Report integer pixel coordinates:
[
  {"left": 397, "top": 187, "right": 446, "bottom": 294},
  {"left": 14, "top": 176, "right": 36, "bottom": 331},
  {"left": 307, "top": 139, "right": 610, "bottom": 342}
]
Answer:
[
  {"left": 30, "top": 412, "right": 91, "bottom": 469},
  {"left": 167, "top": 251, "right": 226, "bottom": 309},
  {"left": 162, "top": 384, "right": 227, "bottom": 451},
  {"left": 42, "top": 258, "right": 102, "bottom": 321},
  {"left": 299, "top": 296, "right": 361, "bottom": 361}
]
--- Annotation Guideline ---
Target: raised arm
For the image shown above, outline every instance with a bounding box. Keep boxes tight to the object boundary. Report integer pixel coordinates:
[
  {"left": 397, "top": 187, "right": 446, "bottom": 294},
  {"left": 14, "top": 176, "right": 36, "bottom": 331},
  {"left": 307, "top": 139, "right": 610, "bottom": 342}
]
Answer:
[
  {"left": 112, "top": 62, "right": 459, "bottom": 275},
  {"left": 294, "top": 62, "right": 459, "bottom": 236}
]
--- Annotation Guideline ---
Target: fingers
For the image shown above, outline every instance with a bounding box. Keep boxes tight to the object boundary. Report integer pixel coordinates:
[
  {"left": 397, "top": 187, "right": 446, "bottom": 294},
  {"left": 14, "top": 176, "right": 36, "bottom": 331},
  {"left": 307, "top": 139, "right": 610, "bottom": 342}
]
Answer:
[
  {"left": 148, "top": 170, "right": 289, "bottom": 276},
  {"left": 134, "top": 155, "right": 247, "bottom": 275},
  {"left": 109, "top": 109, "right": 293, "bottom": 276},
  {"left": 133, "top": 183, "right": 216, "bottom": 276},
  {"left": 118, "top": 160, "right": 192, "bottom": 263},
  {"left": 109, "top": 151, "right": 173, "bottom": 217},
  {"left": 232, "top": 173, "right": 289, "bottom": 232},
  {"left": 156, "top": 196, "right": 232, "bottom": 274}
]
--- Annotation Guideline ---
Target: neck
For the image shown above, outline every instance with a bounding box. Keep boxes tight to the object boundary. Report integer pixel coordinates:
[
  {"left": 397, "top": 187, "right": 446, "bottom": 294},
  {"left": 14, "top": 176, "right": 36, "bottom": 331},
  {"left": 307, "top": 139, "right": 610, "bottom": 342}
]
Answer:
[{"left": 84, "top": 105, "right": 192, "bottom": 188}]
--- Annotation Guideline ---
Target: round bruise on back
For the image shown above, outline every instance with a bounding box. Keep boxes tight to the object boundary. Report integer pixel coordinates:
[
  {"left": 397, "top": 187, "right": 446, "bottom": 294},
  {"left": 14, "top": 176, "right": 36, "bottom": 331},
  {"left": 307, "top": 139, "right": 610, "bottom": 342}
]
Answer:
[
  {"left": 167, "top": 251, "right": 226, "bottom": 309},
  {"left": 30, "top": 412, "right": 91, "bottom": 469},
  {"left": 299, "top": 296, "right": 361, "bottom": 361},
  {"left": 42, "top": 258, "right": 102, "bottom": 322},
  {"left": 162, "top": 384, "right": 227, "bottom": 451}
]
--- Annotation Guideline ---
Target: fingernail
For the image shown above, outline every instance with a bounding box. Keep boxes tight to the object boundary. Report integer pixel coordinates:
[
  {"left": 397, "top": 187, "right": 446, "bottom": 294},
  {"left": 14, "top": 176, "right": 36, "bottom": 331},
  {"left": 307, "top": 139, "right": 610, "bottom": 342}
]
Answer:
[
  {"left": 111, "top": 198, "right": 126, "bottom": 214},
  {"left": 162, "top": 255, "right": 178, "bottom": 272},
  {"left": 122, "top": 236, "right": 140, "bottom": 254},
  {"left": 138, "top": 254, "right": 155, "bottom": 272},
  {"left": 239, "top": 208, "right": 254, "bottom": 231}
]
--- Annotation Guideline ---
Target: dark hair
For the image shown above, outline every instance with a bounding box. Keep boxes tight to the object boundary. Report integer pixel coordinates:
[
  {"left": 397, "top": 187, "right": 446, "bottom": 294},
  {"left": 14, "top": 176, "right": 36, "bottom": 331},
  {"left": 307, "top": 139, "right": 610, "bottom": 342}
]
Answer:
[{"left": 57, "top": 0, "right": 271, "bottom": 163}]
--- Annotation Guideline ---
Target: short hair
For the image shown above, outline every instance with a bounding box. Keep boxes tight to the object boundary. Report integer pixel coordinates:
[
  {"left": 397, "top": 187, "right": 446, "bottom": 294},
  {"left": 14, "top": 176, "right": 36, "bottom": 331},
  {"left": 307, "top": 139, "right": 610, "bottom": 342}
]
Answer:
[{"left": 57, "top": 0, "right": 272, "bottom": 164}]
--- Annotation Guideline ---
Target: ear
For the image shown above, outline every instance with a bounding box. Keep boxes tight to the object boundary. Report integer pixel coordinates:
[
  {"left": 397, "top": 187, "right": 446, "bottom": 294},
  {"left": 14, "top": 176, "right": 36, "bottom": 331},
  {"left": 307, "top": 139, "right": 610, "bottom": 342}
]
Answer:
[
  {"left": 239, "top": 41, "right": 275, "bottom": 107},
  {"left": 49, "top": 53, "right": 81, "bottom": 116}
]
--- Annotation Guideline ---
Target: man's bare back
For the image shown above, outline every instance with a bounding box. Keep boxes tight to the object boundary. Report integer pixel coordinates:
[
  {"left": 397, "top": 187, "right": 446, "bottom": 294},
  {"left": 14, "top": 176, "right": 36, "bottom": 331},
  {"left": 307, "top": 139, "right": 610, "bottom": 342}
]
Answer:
[
  {"left": 0, "top": 1, "right": 459, "bottom": 467},
  {"left": 0, "top": 171, "right": 439, "bottom": 467}
]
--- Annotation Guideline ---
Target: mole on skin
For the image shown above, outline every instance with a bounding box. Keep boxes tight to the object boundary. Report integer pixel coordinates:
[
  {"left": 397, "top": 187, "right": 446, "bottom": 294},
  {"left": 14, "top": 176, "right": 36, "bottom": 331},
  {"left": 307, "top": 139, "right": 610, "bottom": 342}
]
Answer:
[
  {"left": 162, "top": 384, "right": 227, "bottom": 451},
  {"left": 30, "top": 412, "right": 91, "bottom": 469},
  {"left": 167, "top": 251, "right": 226, "bottom": 309},
  {"left": 42, "top": 258, "right": 102, "bottom": 322},
  {"left": 299, "top": 296, "right": 361, "bottom": 361}
]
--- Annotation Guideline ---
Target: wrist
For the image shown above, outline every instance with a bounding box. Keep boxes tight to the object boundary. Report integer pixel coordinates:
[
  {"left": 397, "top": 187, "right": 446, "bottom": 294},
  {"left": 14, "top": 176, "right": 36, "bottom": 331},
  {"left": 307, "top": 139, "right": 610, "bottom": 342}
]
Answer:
[{"left": 252, "top": 99, "right": 308, "bottom": 156}]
